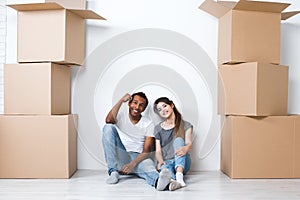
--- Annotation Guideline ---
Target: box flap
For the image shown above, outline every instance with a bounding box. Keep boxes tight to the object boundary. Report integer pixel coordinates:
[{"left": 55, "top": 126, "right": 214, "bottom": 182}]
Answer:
[
  {"left": 217, "top": 1, "right": 238, "bottom": 9},
  {"left": 199, "top": 0, "right": 232, "bottom": 18},
  {"left": 232, "top": 0, "right": 290, "bottom": 13},
  {"left": 69, "top": 10, "right": 106, "bottom": 20},
  {"left": 7, "top": 3, "right": 64, "bottom": 11},
  {"left": 7, "top": 2, "right": 106, "bottom": 20},
  {"left": 281, "top": 11, "right": 300, "bottom": 20},
  {"left": 199, "top": 0, "right": 291, "bottom": 18}
]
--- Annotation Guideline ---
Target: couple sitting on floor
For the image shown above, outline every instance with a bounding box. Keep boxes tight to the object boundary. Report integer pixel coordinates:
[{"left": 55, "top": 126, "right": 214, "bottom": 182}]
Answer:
[{"left": 102, "top": 92, "right": 193, "bottom": 191}]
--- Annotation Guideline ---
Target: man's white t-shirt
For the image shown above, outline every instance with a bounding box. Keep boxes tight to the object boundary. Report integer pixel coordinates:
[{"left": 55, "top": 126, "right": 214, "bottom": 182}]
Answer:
[{"left": 116, "top": 111, "right": 154, "bottom": 153}]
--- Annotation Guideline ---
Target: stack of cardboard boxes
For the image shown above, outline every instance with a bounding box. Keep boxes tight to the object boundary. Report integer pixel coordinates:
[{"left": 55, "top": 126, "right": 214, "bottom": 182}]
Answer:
[
  {"left": 200, "top": 0, "right": 300, "bottom": 178},
  {"left": 0, "top": 0, "right": 105, "bottom": 178}
]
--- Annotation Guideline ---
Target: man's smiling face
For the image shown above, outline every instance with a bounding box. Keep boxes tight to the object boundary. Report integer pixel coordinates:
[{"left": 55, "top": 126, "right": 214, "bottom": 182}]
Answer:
[{"left": 128, "top": 95, "right": 147, "bottom": 119}]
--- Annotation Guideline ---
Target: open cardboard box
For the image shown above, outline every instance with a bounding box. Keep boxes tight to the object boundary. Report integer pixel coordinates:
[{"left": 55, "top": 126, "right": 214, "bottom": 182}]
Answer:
[
  {"left": 8, "top": 0, "right": 86, "bottom": 9},
  {"left": 221, "top": 115, "right": 300, "bottom": 178},
  {"left": 4, "top": 63, "right": 71, "bottom": 115},
  {"left": 218, "top": 62, "right": 288, "bottom": 116},
  {"left": 0, "top": 115, "right": 78, "bottom": 178},
  {"left": 199, "top": 0, "right": 300, "bottom": 65},
  {"left": 7, "top": 2, "right": 105, "bottom": 65}
]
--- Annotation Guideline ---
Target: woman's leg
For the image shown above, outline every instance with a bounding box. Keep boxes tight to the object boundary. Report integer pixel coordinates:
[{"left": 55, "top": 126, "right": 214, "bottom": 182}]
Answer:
[
  {"left": 173, "top": 137, "right": 191, "bottom": 186},
  {"left": 160, "top": 159, "right": 176, "bottom": 180}
]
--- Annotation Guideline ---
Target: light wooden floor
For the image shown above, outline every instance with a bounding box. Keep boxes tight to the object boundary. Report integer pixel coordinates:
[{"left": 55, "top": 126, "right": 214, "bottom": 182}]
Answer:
[{"left": 1, "top": 170, "right": 300, "bottom": 200}]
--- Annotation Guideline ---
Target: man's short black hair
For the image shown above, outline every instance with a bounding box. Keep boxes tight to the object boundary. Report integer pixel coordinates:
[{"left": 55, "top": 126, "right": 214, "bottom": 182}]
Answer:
[{"left": 130, "top": 92, "right": 149, "bottom": 108}]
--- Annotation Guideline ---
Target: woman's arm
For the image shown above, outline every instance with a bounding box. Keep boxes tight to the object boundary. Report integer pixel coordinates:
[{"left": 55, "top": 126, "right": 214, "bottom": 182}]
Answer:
[
  {"left": 155, "top": 140, "right": 165, "bottom": 171},
  {"left": 184, "top": 126, "right": 193, "bottom": 151},
  {"left": 175, "top": 126, "right": 193, "bottom": 157}
]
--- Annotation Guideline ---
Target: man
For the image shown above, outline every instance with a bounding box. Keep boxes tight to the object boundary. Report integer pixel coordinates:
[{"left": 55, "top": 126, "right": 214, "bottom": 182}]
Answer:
[{"left": 102, "top": 92, "right": 172, "bottom": 190}]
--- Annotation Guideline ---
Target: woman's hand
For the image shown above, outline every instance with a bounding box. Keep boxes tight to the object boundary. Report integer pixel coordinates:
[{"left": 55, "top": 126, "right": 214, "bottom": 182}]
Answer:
[
  {"left": 157, "top": 161, "right": 165, "bottom": 172},
  {"left": 175, "top": 146, "right": 188, "bottom": 157}
]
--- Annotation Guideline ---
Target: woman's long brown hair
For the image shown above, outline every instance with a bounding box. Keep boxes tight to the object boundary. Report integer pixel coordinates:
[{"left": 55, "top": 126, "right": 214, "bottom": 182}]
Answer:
[{"left": 154, "top": 97, "right": 185, "bottom": 139}]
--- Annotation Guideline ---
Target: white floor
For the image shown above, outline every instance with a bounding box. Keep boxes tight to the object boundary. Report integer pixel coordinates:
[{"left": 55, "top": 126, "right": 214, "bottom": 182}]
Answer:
[{"left": 1, "top": 170, "right": 300, "bottom": 200}]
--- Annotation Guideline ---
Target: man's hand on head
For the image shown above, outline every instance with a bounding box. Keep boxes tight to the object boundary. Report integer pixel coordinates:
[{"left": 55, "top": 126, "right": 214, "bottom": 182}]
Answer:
[{"left": 121, "top": 93, "right": 132, "bottom": 103}]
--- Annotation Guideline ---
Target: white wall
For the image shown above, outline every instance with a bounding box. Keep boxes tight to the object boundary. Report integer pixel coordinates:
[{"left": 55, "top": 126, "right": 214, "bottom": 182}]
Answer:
[{"left": 4, "top": 0, "right": 300, "bottom": 171}]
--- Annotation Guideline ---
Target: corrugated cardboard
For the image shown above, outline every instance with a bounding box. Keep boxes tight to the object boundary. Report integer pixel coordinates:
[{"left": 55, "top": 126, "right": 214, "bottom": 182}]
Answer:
[
  {"left": 8, "top": 3, "right": 105, "bottom": 66},
  {"left": 218, "top": 62, "right": 288, "bottom": 116},
  {"left": 0, "top": 115, "right": 78, "bottom": 178},
  {"left": 8, "top": 0, "right": 86, "bottom": 9},
  {"left": 4, "top": 63, "right": 71, "bottom": 115},
  {"left": 221, "top": 115, "right": 300, "bottom": 178},
  {"left": 294, "top": 117, "right": 300, "bottom": 178},
  {"left": 199, "top": 0, "right": 300, "bottom": 64}
]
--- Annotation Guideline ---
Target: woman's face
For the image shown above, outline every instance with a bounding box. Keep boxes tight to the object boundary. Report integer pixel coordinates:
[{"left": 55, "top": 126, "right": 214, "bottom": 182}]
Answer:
[{"left": 156, "top": 102, "right": 174, "bottom": 119}]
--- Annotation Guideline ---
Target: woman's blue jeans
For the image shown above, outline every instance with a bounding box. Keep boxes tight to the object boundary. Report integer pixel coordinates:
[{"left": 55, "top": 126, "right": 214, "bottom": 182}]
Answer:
[
  {"left": 102, "top": 124, "right": 159, "bottom": 186},
  {"left": 160, "top": 137, "right": 191, "bottom": 180}
]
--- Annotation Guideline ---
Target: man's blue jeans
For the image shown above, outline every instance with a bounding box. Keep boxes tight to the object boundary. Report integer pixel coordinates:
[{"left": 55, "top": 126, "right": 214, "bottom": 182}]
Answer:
[
  {"left": 160, "top": 137, "right": 191, "bottom": 180},
  {"left": 102, "top": 124, "right": 159, "bottom": 186}
]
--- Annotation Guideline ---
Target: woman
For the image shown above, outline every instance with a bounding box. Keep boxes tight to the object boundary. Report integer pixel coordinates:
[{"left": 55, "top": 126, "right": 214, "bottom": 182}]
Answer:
[{"left": 153, "top": 97, "right": 193, "bottom": 190}]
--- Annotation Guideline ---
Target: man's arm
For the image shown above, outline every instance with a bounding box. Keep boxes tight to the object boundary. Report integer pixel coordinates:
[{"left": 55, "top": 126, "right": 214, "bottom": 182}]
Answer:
[
  {"left": 120, "top": 136, "right": 155, "bottom": 174},
  {"left": 106, "top": 93, "right": 131, "bottom": 124}
]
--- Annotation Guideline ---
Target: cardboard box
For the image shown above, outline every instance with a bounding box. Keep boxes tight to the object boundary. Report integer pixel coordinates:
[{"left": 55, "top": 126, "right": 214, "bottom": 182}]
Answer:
[
  {"left": 4, "top": 63, "right": 71, "bottom": 115},
  {"left": 199, "top": 0, "right": 300, "bottom": 64},
  {"left": 0, "top": 114, "right": 78, "bottom": 178},
  {"left": 221, "top": 115, "right": 300, "bottom": 178},
  {"left": 8, "top": 3, "right": 105, "bottom": 65},
  {"left": 8, "top": 0, "right": 86, "bottom": 9},
  {"left": 218, "top": 62, "right": 288, "bottom": 116}
]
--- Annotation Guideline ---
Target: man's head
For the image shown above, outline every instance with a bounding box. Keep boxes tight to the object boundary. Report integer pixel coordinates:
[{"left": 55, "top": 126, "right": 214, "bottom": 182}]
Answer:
[{"left": 128, "top": 92, "right": 149, "bottom": 120}]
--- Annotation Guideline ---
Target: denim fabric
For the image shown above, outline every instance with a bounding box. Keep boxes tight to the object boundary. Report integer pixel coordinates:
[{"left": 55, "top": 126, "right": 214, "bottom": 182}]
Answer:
[
  {"left": 102, "top": 124, "right": 159, "bottom": 186},
  {"left": 160, "top": 137, "right": 191, "bottom": 180}
]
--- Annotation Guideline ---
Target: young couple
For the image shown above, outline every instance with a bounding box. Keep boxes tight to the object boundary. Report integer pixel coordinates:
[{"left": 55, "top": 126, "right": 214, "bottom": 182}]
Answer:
[{"left": 102, "top": 92, "right": 193, "bottom": 191}]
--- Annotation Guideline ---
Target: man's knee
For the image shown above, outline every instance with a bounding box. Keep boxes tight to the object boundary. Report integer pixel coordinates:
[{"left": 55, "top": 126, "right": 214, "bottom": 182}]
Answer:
[
  {"left": 103, "top": 124, "right": 116, "bottom": 134},
  {"left": 138, "top": 158, "right": 156, "bottom": 171},
  {"left": 102, "top": 124, "right": 118, "bottom": 140},
  {"left": 141, "top": 158, "right": 154, "bottom": 165}
]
